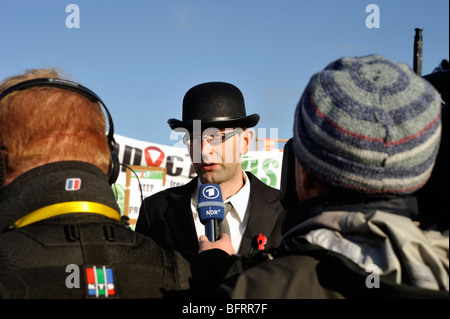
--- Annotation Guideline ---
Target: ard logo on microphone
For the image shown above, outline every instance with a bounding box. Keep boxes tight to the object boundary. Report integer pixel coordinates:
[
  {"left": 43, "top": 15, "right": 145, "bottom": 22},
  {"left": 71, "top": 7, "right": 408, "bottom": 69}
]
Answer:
[{"left": 202, "top": 185, "right": 220, "bottom": 199}]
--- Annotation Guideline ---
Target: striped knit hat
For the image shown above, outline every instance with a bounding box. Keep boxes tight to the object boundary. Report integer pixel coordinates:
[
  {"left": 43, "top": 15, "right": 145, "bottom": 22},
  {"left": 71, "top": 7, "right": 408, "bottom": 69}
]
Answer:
[{"left": 293, "top": 54, "right": 442, "bottom": 194}]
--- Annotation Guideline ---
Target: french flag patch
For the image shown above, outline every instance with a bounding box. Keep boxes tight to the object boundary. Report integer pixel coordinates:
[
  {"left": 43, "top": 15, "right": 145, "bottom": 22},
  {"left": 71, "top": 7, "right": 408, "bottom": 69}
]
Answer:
[{"left": 65, "top": 178, "right": 81, "bottom": 191}]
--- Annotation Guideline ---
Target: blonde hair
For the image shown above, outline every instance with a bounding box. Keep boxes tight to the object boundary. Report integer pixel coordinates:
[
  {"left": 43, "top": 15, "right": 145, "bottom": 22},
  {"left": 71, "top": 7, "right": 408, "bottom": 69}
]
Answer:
[{"left": 0, "top": 68, "right": 111, "bottom": 179}]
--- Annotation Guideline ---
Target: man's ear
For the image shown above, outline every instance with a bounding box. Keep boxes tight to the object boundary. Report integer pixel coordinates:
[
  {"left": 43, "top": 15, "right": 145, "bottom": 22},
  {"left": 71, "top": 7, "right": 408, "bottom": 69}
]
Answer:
[
  {"left": 295, "top": 160, "right": 330, "bottom": 201},
  {"left": 240, "top": 128, "right": 254, "bottom": 155},
  {"left": 295, "top": 161, "right": 307, "bottom": 201}
]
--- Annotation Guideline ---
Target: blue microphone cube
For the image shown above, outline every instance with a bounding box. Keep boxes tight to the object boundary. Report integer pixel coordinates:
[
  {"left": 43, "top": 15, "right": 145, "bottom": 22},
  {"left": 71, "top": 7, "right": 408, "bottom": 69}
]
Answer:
[{"left": 197, "top": 184, "right": 225, "bottom": 224}]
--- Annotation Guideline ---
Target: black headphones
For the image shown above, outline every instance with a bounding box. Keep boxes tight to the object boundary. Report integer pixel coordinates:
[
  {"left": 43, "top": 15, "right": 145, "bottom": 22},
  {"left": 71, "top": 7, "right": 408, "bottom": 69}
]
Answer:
[{"left": 0, "top": 78, "right": 120, "bottom": 186}]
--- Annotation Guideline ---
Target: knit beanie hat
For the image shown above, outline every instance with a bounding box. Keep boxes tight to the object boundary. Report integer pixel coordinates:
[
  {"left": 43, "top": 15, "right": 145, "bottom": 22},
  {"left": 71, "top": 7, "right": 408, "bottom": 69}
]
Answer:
[{"left": 293, "top": 54, "right": 442, "bottom": 194}]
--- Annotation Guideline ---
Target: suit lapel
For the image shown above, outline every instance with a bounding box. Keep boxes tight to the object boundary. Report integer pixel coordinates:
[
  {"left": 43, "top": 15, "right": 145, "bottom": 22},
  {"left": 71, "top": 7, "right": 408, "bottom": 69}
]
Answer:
[
  {"left": 163, "top": 174, "right": 282, "bottom": 254},
  {"left": 165, "top": 178, "right": 199, "bottom": 252},
  {"left": 239, "top": 175, "right": 281, "bottom": 254}
]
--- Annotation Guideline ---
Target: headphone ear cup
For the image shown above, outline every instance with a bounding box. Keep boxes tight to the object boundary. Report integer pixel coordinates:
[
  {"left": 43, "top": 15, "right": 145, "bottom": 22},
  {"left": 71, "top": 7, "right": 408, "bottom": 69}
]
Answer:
[{"left": 108, "top": 151, "right": 120, "bottom": 185}]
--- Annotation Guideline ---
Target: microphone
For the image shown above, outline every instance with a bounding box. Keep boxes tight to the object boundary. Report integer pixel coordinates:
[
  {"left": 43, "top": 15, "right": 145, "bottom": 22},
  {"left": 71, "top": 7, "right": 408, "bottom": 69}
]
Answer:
[{"left": 197, "top": 184, "right": 225, "bottom": 242}]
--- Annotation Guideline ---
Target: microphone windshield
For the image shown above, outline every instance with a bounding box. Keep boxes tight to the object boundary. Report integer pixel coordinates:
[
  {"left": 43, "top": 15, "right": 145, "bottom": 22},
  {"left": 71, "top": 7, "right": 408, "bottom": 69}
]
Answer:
[{"left": 197, "top": 184, "right": 225, "bottom": 225}]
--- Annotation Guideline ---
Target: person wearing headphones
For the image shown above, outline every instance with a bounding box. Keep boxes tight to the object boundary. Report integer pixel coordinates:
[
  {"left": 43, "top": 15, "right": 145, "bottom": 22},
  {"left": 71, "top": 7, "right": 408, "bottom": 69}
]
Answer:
[{"left": 0, "top": 69, "right": 232, "bottom": 298}]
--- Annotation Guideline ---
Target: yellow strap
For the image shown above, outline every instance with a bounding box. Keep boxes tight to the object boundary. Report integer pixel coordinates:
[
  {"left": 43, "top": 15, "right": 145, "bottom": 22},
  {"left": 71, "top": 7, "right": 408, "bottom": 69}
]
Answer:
[{"left": 13, "top": 201, "right": 120, "bottom": 229}]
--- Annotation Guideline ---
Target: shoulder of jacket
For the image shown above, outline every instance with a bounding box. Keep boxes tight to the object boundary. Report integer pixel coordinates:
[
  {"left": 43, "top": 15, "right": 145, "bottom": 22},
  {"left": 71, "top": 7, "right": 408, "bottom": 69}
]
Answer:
[{"left": 246, "top": 172, "right": 282, "bottom": 206}]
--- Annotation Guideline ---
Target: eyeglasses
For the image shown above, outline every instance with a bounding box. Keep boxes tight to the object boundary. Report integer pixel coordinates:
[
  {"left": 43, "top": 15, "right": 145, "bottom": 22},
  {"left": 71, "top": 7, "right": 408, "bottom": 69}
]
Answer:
[{"left": 182, "top": 128, "right": 243, "bottom": 146}]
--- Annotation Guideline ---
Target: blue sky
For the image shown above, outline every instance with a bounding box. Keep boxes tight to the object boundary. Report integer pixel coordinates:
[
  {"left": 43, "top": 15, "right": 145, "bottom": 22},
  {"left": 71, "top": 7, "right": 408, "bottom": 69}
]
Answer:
[{"left": 1, "top": 0, "right": 448, "bottom": 148}]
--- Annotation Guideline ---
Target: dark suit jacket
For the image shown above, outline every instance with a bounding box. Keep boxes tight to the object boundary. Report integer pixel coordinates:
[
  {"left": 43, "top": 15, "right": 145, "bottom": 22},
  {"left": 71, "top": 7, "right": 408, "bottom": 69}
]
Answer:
[{"left": 135, "top": 172, "right": 286, "bottom": 254}]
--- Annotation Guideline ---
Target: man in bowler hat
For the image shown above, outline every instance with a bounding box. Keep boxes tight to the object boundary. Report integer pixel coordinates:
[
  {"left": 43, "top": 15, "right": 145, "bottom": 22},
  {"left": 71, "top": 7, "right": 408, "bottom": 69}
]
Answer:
[{"left": 135, "top": 82, "right": 286, "bottom": 254}]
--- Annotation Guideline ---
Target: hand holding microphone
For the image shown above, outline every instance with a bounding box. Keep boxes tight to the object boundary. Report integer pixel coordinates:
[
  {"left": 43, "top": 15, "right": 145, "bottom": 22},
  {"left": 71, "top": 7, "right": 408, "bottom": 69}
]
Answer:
[{"left": 198, "top": 233, "right": 235, "bottom": 255}]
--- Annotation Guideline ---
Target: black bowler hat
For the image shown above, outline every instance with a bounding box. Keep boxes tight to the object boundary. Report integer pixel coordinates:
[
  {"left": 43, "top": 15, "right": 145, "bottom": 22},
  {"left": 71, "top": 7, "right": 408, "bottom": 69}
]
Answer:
[{"left": 167, "top": 82, "right": 260, "bottom": 131}]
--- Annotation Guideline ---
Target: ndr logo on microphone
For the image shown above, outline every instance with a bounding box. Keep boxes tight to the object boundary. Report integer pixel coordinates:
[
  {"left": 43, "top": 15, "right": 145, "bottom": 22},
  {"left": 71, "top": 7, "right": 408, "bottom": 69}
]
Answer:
[
  {"left": 206, "top": 208, "right": 219, "bottom": 217},
  {"left": 202, "top": 185, "right": 220, "bottom": 199}
]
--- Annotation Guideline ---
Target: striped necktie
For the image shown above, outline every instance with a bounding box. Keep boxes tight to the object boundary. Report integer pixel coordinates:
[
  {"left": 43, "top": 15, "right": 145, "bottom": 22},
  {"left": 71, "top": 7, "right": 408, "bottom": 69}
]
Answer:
[{"left": 219, "top": 202, "right": 232, "bottom": 236}]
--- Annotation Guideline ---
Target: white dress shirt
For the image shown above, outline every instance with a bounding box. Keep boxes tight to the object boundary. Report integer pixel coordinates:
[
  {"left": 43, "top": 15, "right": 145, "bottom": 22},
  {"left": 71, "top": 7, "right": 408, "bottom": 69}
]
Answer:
[{"left": 191, "top": 172, "right": 251, "bottom": 254}]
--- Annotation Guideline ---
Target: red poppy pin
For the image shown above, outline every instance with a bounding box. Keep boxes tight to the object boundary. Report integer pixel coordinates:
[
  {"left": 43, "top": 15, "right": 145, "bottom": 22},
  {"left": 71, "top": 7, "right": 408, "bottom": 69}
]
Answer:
[{"left": 257, "top": 233, "right": 267, "bottom": 250}]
